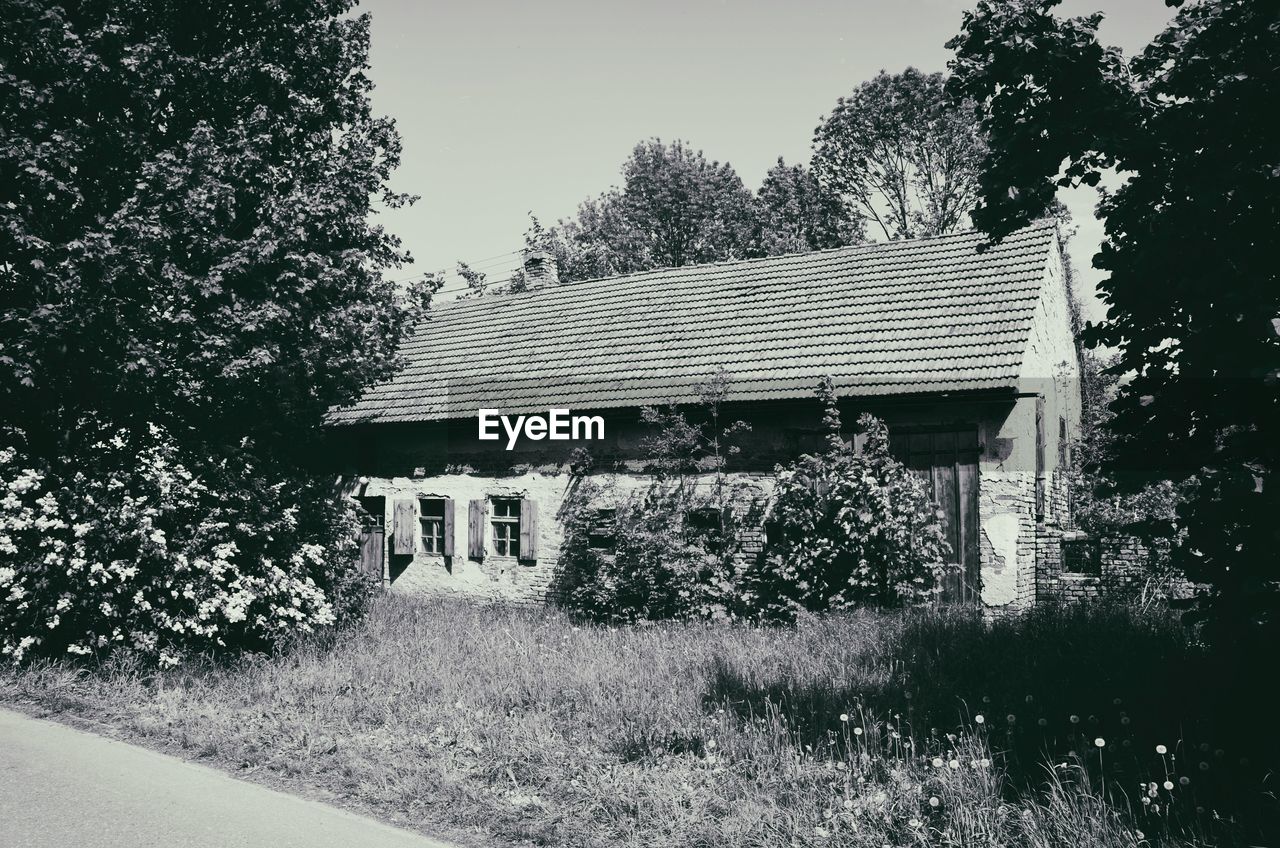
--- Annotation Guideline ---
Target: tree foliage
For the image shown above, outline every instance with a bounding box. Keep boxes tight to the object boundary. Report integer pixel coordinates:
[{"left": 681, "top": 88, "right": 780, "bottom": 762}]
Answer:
[
  {"left": 947, "top": 0, "right": 1279, "bottom": 633},
  {"left": 0, "top": 0, "right": 426, "bottom": 660},
  {"left": 812, "top": 68, "right": 986, "bottom": 240},
  {"left": 545, "top": 139, "right": 757, "bottom": 282},
  {"left": 754, "top": 158, "right": 863, "bottom": 256}
]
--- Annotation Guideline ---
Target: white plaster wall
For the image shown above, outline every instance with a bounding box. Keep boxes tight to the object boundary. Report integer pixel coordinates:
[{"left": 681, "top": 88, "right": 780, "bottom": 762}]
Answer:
[
  {"left": 363, "top": 471, "right": 774, "bottom": 604},
  {"left": 367, "top": 472, "right": 572, "bottom": 603},
  {"left": 1018, "top": 241, "right": 1083, "bottom": 526}
]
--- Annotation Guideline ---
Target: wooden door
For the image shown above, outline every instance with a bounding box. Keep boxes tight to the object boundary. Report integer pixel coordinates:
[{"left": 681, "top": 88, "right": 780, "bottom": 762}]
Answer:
[
  {"left": 357, "top": 496, "right": 386, "bottom": 581},
  {"left": 890, "top": 428, "right": 981, "bottom": 605}
]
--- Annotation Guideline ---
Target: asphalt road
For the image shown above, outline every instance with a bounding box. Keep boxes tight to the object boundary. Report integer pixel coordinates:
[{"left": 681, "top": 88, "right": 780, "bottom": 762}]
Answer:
[{"left": 0, "top": 707, "right": 457, "bottom": 848}]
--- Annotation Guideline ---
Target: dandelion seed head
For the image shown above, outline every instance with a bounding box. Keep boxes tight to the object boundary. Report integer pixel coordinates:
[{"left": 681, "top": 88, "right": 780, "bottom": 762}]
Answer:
[
  {"left": 975, "top": 714, "right": 985, "bottom": 725},
  {"left": 1156, "top": 745, "right": 1168, "bottom": 755},
  {"left": 1095, "top": 738, "right": 1106, "bottom": 748}
]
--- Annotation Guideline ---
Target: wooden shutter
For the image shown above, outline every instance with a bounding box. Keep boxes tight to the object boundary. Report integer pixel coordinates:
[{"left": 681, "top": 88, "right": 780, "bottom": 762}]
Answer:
[
  {"left": 392, "top": 498, "right": 416, "bottom": 555},
  {"left": 358, "top": 526, "right": 385, "bottom": 579},
  {"left": 468, "top": 499, "right": 486, "bottom": 559},
  {"left": 518, "top": 498, "right": 538, "bottom": 561},
  {"left": 442, "top": 498, "right": 455, "bottom": 557}
]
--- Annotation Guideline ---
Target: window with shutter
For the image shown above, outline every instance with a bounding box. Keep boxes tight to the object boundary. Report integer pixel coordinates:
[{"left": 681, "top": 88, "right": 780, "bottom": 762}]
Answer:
[
  {"left": 491, "top": 497, "right": 520, "bottom": 557},
  {"left": 418, "top": 498, "right": 446, "bottom": 554}
]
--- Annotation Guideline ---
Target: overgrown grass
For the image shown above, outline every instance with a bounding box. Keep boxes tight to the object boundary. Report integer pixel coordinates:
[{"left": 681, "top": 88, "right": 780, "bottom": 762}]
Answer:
[{"left": 1, "top": 597, "right": 1270, "bottom": 847}]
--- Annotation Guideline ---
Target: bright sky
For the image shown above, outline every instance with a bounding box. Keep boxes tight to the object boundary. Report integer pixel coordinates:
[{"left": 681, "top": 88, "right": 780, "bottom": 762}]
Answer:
[{"left": 362, "top": 0, "right": 1176, "bottom": 313}]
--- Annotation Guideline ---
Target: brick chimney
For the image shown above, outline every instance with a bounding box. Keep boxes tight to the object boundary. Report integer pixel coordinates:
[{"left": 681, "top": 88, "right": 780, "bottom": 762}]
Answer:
[{"left": 521, "top": 248, "right": 559, "bottom": 288}]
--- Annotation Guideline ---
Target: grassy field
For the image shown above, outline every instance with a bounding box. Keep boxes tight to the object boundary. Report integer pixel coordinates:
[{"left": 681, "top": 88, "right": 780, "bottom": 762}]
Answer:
[{"left": 1, "top": 596, "right": 1270, "bottom": 847}]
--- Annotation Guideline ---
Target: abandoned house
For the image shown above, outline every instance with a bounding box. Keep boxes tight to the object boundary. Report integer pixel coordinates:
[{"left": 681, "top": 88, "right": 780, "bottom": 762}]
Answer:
[{"left": 326, "top": 221, "right": 1085, "bottom": 610}]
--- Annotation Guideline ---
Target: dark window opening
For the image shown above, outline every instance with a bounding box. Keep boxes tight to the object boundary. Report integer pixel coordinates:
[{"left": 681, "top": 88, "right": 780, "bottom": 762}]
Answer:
[
  {"left": 587, "top": 508, "right": 616, "bottom": 550},
  {"left": 356, "top": 496, "right": 385, "bottom": 529},
  {"left": 686, "top": 506, "right": 728, "bottom": 554},
  {"left": 1062, "top": 537, "right": 1101, "bottom": 576}
]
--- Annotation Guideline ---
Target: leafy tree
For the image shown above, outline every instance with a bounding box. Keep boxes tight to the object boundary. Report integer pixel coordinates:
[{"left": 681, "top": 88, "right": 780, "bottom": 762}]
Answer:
[
  {"left": 812, "top": 68, "right": 986, "bottom": 240},
  {"left": 1069, "top": 350, "right": 1191, "bottom": 582},
  {"left": 0, "top": 0, "right": 429, "bottom": 660},
  {"left": 754, "top": 158, "right": 863, "bottom": 256},
  {"left": 947, "top": 0, "right": 1279, "bottom": 636},
  {"left": 545, "top": 139, "right": 758, "bottom": 282}
]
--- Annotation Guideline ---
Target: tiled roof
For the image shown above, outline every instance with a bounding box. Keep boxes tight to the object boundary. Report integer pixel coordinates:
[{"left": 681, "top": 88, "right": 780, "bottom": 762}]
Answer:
[{"left": 328, "top": 223, "right": 1058, "bottom": 425}]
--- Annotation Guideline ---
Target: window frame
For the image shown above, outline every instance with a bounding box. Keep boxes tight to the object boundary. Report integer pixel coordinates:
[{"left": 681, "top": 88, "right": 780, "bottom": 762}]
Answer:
[
  {"left": 490, "top": 497, "right": 521, "bottom": 558},
  {"left": 418, "top": 498, "right": 447, "bottom": 555}
]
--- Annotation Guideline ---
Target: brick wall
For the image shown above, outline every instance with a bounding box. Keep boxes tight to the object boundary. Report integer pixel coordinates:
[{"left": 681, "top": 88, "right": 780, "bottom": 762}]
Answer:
[
  {"left": 1036, "top": 527, "right": 1195, "bottom": 603},
  {"left": 975, "top": 470, "right": 1037, "bottom": 610}
]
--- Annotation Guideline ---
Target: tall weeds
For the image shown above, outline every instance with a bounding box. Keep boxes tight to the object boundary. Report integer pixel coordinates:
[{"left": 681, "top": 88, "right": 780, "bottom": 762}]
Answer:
[{"left": 3, "top": 597, "right": 1260, "bottom": 846}]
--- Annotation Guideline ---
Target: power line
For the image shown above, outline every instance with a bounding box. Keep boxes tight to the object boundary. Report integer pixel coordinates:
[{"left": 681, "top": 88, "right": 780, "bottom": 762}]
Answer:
[{"left": 465, "top": 248, "right": 521, "bottom": 264}]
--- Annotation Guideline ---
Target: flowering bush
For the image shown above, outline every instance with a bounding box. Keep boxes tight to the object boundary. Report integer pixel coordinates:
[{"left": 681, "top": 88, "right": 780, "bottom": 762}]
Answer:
[
  {"left": 750, "top": 379, "right": 948, "bottom": 617},
  {"left": 0, "top": 422, "right": 372, "bottom": 665}
]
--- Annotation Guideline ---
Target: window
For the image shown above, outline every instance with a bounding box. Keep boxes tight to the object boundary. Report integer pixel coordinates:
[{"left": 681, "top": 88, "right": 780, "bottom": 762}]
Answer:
[
  {"left": 588, "top": 508, "right": 617, "bottom": 550},
  {"left": 356, "top": 497, "right": 385, "bottom": 529},
  {"left": 419, "top": 499, "right": 446, "bottom": 554},
  {"left": 1062, "top": 537, "right": 1101, "bottom": 576},
  {"left": 686, "top": 506, "right": 727, "bottom": 554},
  {"left": 491, "top": 498, "right": 521, "bottom": 558}
]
